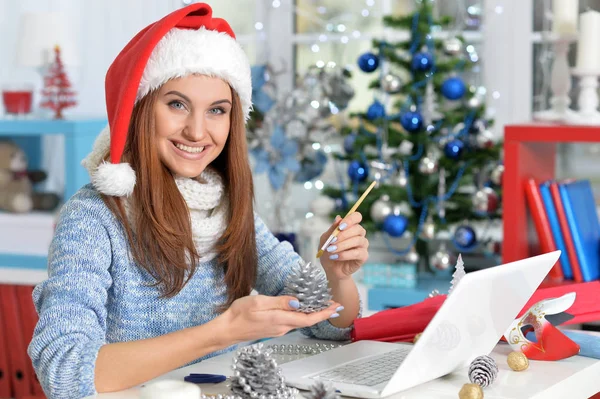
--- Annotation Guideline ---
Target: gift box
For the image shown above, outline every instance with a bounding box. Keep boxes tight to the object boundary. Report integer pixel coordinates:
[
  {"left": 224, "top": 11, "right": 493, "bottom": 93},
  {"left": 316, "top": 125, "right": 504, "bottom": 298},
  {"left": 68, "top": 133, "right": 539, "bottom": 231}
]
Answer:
[{"left": 360, "top": 262, "right": 417, "bottom": 289}]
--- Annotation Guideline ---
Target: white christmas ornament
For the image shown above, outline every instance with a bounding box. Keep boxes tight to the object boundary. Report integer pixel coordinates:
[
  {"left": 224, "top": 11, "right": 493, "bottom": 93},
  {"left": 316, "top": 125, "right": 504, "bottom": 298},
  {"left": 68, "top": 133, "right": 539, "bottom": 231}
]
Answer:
[{"left": 449, "top": 254, "right": 466, "bottom": 295}]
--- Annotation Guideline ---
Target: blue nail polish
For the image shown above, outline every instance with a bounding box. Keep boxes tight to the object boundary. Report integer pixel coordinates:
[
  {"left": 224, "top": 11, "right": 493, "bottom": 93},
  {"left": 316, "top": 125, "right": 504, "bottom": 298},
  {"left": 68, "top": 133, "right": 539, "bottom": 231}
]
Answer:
[
  {"left": 327, "top": 245, "right": 337, "bottom": 253},
  {"left": 330, "top": 313, "right": 340, "bottom": 318},
  {"left": 329, "top": 254, "right": 339, "bottom": 260},
  {"left": 339, "top": 223, "right": 348, "bottom": 231},
  {"left": 331, "top": 237, "right": 338, "bottom": 243},
  {"left": 336, "top": 306, "right": 345, "bottom": 312},
  {"left": 289, "top": 300, "right": 300, "bottom": 309}
]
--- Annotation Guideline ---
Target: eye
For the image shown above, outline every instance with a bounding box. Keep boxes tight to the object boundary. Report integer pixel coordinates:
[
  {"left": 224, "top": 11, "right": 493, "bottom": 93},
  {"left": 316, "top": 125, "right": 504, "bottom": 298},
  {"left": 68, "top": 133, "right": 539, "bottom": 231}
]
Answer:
[
  {"left": 168, "top": 100, "right": 186, "bottom": 110},
  {"left": 209, "top": 107, "right": 226, "bottom": 115}
]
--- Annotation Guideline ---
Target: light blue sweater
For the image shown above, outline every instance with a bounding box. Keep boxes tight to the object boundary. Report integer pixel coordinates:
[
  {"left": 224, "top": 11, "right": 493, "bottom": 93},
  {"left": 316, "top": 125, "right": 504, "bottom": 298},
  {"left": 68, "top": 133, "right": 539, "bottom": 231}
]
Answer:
[{"left": 28, "top": 185, "right": 353, "bottom": 399}]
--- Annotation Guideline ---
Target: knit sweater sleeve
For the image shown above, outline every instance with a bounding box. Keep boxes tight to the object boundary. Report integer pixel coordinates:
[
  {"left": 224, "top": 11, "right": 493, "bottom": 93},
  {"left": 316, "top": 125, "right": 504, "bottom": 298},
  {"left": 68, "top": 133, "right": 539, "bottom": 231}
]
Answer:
[
  {"left": 28, "top": 188, "right": 113, "bottom": 399},
  {"left": 253, "top": 214, "right": 357, "bottom": 341}
]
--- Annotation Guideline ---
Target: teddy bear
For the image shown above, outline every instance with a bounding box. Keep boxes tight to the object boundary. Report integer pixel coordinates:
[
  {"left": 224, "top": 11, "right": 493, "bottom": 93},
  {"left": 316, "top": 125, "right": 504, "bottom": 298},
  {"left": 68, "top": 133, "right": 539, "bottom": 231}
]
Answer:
[{"left": 0, "top": 140, "right": 61, "bottom": 213}]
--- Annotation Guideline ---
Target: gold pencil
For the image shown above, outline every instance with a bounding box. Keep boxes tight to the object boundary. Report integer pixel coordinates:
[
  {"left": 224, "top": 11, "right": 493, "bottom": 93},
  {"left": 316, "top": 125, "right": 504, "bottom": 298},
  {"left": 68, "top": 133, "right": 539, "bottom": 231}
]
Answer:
[{"left": 316, "top": 180, "right": 377, "bottom": 258}]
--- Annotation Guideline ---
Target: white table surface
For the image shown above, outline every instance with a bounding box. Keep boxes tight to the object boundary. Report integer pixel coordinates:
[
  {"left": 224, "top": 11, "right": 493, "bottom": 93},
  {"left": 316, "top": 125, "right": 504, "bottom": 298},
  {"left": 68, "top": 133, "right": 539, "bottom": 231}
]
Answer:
[{"left": 95, "top": 331, "right": 600, "bottom": 399}]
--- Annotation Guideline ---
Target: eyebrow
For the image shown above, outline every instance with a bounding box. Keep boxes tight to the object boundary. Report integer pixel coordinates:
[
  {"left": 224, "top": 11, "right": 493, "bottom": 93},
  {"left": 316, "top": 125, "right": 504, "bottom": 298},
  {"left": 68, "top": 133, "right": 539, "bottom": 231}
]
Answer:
[{"left": 165, "top": 91, "right": 232, "bottom": 106}]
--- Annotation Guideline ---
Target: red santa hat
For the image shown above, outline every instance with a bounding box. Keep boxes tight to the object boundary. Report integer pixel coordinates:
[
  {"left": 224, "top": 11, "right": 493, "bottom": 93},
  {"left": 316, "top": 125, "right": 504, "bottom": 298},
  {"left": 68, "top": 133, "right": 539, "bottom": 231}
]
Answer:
[{"left": 82, "top": 3, "right": 252, "bottom": 197}]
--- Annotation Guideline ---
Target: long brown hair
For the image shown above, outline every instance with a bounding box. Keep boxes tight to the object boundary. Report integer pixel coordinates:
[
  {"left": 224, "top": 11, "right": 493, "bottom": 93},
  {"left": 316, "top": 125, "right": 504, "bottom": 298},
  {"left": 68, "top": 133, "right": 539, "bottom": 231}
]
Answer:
[{"left": 103, "top": 87, "right": 257, "bottom": 308}]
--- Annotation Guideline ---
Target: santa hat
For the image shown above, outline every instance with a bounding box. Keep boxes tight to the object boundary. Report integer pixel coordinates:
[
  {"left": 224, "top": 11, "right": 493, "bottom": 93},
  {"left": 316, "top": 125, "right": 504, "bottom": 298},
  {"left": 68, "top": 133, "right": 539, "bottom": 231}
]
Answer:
[{"left": 82, "top": 3, "right": 252, "bottom": 197}]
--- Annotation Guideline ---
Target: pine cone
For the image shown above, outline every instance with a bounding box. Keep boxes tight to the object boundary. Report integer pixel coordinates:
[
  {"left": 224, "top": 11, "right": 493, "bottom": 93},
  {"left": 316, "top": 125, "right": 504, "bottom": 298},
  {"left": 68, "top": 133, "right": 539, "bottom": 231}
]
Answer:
[
  {"left": 230, "top": 344, "right": 298, "bottom": 399},
  {"left": 468, "top": 355, "right": 498, "bottom": 388},
  {"left": 282, "top": 261, "right": 333, "bottom": 313},
  {"left": 304, "top": 380, "right": 339, "bottom": 399}
]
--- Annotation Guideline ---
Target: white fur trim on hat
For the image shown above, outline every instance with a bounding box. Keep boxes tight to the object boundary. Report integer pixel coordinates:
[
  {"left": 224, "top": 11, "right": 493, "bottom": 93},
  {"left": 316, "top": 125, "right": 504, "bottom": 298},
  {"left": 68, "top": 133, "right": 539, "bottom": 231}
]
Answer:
[
  {"left": 81, "top": 125, "right": 136, "bottom": 197},
  {"left": 138, "top": 27, "right": 253, "bottom": 120}
]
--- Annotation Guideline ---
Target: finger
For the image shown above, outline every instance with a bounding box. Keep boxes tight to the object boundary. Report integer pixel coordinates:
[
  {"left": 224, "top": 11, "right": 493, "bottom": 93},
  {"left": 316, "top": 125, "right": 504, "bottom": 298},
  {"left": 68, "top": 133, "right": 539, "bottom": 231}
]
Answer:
[
  {"left": 320, "top": 215, "right": 342, "bottom": 241},
  {"left": 337, "top": 212, "right": 363, "bottom": 232},
  {"left": 254, "top": 295, "right": 301, "bottom": 311},
  {"left": 334, "top": 224, "right": 367, "bottom": 244},
  {"left": 273, "top": 302, "right": 342, "bottom": 328},
  {"left": 329, "top": 247, "right": 369, "bottom": 263},
  {"left": 324, "top": 236, "right": 368, "bottom": 256}
]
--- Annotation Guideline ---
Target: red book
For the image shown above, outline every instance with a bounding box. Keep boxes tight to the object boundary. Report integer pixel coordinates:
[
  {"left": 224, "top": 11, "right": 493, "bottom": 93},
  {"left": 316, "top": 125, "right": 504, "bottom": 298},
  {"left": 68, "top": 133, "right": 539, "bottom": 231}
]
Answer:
[
  {"left": 549, "top": 181, "right": 584, "bottom": 283},
  {"left": 524, "top": 178, "right": 564, "bottom": 281},
  {"left": 0, "top": 285, "right": 33, "bottom": 398},
  {"left": 15, "top": 286, "right": 44, "bottom": 396}
]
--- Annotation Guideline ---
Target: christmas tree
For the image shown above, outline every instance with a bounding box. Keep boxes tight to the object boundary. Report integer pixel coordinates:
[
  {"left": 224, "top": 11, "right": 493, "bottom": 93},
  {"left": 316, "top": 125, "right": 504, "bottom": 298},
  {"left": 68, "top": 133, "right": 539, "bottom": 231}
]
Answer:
[
  {"left": 40, "top": 45, "right": 77, "bottom": 119},
  {"left": 323, "top": 0, "right": 503, "bottom": 270},
  {"left": 449, "top": 253, "right": 466, "bottom": 294}
]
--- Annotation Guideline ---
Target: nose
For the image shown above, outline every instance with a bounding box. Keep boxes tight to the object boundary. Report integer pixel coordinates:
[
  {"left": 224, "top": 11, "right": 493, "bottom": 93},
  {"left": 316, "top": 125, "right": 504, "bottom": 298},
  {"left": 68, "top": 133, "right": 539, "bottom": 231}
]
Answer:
[{"left": 182, "top": 113, "right": 207, "bottom": 142}]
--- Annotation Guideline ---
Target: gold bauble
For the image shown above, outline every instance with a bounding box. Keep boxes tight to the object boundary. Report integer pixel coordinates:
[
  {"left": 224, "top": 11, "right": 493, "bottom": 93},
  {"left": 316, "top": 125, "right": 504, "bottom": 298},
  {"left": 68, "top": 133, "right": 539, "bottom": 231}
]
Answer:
[
  {"left": 413, "top": 332, "right": 422, "bottom": 344},
  {"left": 507, "top": 351, "right": 529, "bottom": 371},
  {"left": 458, "top": 383, "right": 484, "bottom": 399}
]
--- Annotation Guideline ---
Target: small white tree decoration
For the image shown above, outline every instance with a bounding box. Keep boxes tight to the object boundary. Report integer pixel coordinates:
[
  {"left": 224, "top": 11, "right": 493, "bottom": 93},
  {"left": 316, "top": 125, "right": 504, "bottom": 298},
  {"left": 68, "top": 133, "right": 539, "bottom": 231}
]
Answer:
[{"left": 449, "top": 254, "right": 466, "bottom": 295}]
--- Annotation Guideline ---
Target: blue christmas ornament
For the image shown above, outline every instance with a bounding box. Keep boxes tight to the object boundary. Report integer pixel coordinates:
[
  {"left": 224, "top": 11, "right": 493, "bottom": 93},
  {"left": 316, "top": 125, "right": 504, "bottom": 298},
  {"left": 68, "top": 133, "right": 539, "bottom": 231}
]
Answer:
[
  {"left": 400, "top": 110, "right": 423, "bottom": 132},
  {"left": 411, "top": 51, "right": 434, "bottom": 72},
  {"left": 444, "top": 139, "right": 465, "bottom": 159},
  {"left": 383, "top": 214, "right": 409, "bottom": 237},
  {"left": 441, "top": 76, "right": 466, "bottom": 100},
  {"left": 347, "top": 160, "right": 369, "bottom": 182},
  {"left": 344, "top": 134, "right": 357, "bottom": 154},
  {"left": 366, "top": 100, "right": 386, "bottom": 120},
  {"left": 454, "top": 225, "right": 477, "bottom": 250},
  {"left": 357, "top": 52, "right": 379, "bottom": 73}
]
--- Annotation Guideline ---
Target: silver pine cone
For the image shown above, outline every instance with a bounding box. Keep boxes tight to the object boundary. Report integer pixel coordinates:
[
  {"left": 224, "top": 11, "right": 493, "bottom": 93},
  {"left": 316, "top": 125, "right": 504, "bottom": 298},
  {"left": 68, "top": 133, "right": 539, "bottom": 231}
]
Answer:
[
  {"left": 282, "top": 261, "right": 333, "bottom": 313},
  {"left": 468, "top": 355, "right": 498, "bottom": 388},
  {"left": 229, "top": 344, "right": 298, "bottom": 399},
  {"left": 304, "top": 380, "right": 339, "bottom": 399}
]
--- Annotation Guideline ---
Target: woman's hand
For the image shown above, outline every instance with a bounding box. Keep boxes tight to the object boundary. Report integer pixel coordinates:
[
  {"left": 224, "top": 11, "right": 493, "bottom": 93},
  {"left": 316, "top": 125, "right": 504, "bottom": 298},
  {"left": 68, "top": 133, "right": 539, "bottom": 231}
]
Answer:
[
  {"left": 319, "top": 213, "right": 369, "bottom": 281},
  {"left": 221, "top": 295, "right": 342, "bottom": 344}
]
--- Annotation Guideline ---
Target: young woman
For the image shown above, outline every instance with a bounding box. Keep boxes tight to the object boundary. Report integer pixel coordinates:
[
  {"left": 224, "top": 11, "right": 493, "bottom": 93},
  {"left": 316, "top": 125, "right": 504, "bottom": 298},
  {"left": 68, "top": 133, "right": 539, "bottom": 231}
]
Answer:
[{"left": 28, "top": 4, "right": 368, "bottom": 399}]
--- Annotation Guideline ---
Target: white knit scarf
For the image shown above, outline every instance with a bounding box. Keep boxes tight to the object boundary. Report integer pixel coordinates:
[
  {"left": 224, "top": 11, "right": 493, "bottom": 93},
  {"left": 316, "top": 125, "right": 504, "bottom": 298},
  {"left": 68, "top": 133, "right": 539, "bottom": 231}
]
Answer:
[
  {"left": 174, "top": 168, "right": 228, "bottom": 262},
  {"left": 123, "top": 168, "right": 228, "bottom": 263}
]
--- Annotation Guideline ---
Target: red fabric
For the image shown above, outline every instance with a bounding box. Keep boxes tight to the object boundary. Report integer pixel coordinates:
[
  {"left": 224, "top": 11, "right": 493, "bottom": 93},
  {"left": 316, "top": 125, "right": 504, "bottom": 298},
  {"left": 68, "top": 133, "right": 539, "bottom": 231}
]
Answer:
[
  {"left": 352, "top": 282, "right": 600, "bottom": 343},
  {"left": 105, "top": 3, "right": 235, "bottom": 165}
]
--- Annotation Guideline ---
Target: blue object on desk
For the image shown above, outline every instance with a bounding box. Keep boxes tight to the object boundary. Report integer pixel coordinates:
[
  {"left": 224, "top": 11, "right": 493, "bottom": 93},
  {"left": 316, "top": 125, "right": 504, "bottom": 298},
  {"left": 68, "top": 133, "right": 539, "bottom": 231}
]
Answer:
[
  {"left": 367, "top": 274, "right": 450, "bottom": 310},
  {"left": 184, "top": 373, "right": 227, "bottom": 384}
]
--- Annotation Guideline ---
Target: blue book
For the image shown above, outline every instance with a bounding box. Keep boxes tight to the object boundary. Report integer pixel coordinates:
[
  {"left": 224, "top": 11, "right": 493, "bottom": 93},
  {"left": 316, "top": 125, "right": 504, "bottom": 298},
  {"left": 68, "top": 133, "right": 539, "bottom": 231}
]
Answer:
[
  {"left": 558, "top": 180, "right": 600, "bottom": 282},
  {"left": 540, "top": 181, "right": 573, "bottom": 279}
]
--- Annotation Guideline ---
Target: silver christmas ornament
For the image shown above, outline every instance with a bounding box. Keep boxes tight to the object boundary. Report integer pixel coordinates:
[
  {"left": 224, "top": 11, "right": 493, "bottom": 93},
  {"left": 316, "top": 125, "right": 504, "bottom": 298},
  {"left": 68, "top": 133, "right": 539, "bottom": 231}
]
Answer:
[
  {"left": 475, "top": 129, "right": 495, "bottom": 149},
  {"left": 229, "top": 344, "right": 298, "bottom": 399},
  {"left": 472, "top": 187, "right": 499, "bottom": 214},
  {"left": 370, "top": 194, "right": 393, "bottom": 224},
  {"left": 467, "top": 96, "right": 482, "bottom": 110},
  {"left": 420, "top": 216, "right": 436, "bottom": 240},
  {"left": 304, "top": 380, "right": 340, "bottom": 399},
  {"left": 381, "top": 73, "right": 402, "bottom": 94},
  {"left": 468, "top": 355, "right": 498, "bottom": 388},
  {"left": 431, "top": 244, "right": 453, "bottom": 271},
  {"left": 418, "top": 154, "right": 438, "bottom": 175},
  {"left": 393, "top": 167, "right": 408, "bottom": 188},
  {"left": 282, "top": 261, "right": 333, "bottom": 313},
  {"left": 443, "top": 37, "right": 463, "bottom": 56},
  {"left": 466, "top": 4, "right": 482, "bottom": 30},
  {"left": 404, "top": 246, "right": 420, "bottom": 265},
  {"left": 490, "top": 164, "right": 504, "bottom": 186}
]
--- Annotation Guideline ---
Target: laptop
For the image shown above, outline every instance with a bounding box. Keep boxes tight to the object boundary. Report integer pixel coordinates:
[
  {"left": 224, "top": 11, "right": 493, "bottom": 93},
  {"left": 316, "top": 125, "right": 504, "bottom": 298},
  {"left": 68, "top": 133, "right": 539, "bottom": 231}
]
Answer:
[{"left": 281, "top": 250, "right": 561, "bottom": 398}]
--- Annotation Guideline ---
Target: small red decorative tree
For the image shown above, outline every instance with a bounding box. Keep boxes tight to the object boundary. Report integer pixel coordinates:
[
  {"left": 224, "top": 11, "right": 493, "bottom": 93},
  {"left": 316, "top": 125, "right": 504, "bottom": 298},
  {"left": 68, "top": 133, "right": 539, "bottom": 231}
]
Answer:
[{"left": 40, "top": 45, "right": 77, "bottom": 119}]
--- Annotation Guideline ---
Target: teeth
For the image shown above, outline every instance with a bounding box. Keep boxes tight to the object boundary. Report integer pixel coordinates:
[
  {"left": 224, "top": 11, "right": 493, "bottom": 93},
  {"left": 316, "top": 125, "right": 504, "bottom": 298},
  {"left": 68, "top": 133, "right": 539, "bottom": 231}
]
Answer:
[{"left": 175, "top": 143, "right": 205, "bottom": 154}]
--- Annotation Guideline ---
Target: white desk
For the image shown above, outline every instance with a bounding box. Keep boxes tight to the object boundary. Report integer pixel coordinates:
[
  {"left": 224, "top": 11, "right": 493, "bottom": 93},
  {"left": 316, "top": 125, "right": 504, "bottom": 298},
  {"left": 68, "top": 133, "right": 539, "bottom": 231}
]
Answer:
[{"left": 95, "top": 331, "right": 600, "bottom": 399}]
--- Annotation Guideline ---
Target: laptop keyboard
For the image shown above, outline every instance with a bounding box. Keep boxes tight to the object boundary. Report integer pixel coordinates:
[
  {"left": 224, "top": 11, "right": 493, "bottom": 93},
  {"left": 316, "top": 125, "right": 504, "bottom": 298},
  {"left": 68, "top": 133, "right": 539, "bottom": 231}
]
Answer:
[{"left": 309, "top": 347, "right": 411, "bottom": 386}]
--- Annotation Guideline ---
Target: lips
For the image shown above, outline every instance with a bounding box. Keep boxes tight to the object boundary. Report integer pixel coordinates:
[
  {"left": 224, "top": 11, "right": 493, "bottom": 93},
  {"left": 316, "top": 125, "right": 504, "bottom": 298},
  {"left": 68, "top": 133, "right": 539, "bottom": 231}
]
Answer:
[{"left": 174, "top": 142, "right": 205, "bottom": 154}]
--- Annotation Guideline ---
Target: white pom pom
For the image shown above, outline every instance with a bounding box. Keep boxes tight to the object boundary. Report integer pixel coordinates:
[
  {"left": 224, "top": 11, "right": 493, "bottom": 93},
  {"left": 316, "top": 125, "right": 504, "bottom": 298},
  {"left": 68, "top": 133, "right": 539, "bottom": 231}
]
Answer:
[{"left": 92, "top": 162, "right": 136, "bottom": 197}]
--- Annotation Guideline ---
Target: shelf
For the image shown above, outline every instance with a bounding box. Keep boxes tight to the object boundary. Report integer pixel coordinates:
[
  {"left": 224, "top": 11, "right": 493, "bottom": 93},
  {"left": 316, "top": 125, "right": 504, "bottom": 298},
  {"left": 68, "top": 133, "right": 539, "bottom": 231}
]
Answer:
[{"left": 0, "top": 118, "right": 106, "bottom": 136}]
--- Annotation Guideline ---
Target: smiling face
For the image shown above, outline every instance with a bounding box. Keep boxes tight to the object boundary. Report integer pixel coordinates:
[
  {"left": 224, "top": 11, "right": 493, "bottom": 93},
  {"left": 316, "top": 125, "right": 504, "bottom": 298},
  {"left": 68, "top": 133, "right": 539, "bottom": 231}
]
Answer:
[{"left": 154, "top": 75, "right": 232, "bottom": 178}]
